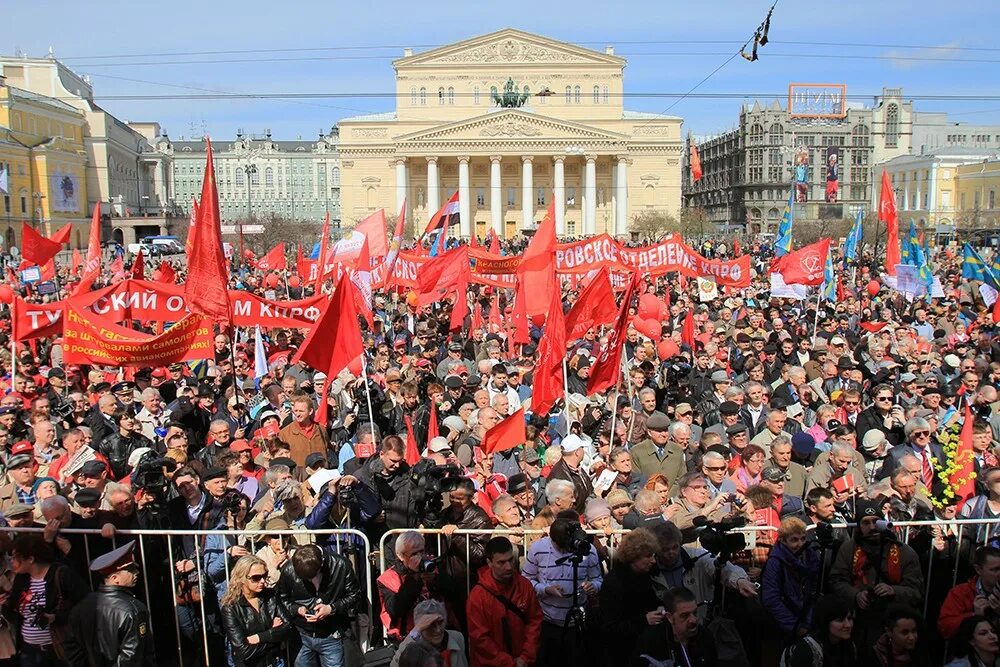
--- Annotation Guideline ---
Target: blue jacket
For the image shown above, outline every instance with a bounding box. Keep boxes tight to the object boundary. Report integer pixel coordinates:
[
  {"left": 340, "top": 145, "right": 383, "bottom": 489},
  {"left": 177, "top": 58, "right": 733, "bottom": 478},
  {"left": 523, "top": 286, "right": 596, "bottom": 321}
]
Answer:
[
  {"left": 305, "top": 480, "right": 382, "bottom": 556},
  {"left": 760, "top": 540, "right": 821, "bottom": 636}
]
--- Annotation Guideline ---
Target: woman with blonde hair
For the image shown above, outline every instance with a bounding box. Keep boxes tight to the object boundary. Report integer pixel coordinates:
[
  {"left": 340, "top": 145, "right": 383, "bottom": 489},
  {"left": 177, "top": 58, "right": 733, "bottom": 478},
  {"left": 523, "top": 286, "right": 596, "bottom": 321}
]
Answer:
[
  {"left": 220, "top": 554, "right": 291, "bottom": 667},
  {"left": 598, "top": 528, "right": 664, "bottom": 665}
]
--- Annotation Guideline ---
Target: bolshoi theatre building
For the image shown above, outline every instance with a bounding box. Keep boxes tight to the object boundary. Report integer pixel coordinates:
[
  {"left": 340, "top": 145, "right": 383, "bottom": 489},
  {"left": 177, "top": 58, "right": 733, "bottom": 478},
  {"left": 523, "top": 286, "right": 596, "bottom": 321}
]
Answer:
[{"left": 337, "top": 29, "right": 683, "bottom": 238}]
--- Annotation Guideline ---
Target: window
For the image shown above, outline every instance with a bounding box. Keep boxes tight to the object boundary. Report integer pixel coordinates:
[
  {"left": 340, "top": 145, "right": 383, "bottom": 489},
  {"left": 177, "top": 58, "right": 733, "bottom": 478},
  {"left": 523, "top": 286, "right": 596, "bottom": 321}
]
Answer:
[
  {"left": 852, "top": 123, "right": 870, "bottom": 147},
  {"left": 992, "top": 190, "right": 997, "bottom": 209},
  {"left": 574, "top": 86, "right": 581, "bottom": 104},
  {"left": 438, "top": 87, "right": 445, "bottom": 105},
  {"left": 537, "top": 187, "right": 546, "bottom": 206},
  {"left": 250, "top": 169, "right": 259, "bottom": 186},
  {"left": 769, "top": 123, "right": 783, "bottom": 144},
  {"left": 20, "top": 194, "right": 27, "bottom": 214},
  {"left": 235, "top": 170, "right": 245, "bottom": 187},
  {"left": 474, "top": 87, "right": 480, "bottom": 105},
  {"left": 565, "top": 86, "right": 572, "bottom": 103},
  {"left": 885, "top": 104, "right": 899, "bottom": 148},
  {"left": 507, "top": 187, "right": 516, "bottom": 206},
  {"left": 567, "top": 221, "right": 577, "bottom": 235},
  {"left": 420, "top": 87, "right": 426, "bottom": 105},
  {"left": 265, "top": 167, "right": 274, "bottom": 186},
  {"left": 331, "top": 167, "right": 340, "bottom": 186},
  {"left": 593, "top": 85, "right": 600, "bottom": 104},
  {"left": 411, "top": 87, "right": 416, "bottom": 105},
  {"left": 768, "top": 149, "right": 782, "bottom": 165},
  {"left": 749, "top": 124, "right": 764, "bottom": 146},
  {"left": 448, "top": 87, "right": 454, "bottom": 105},
  {"left": 603, "top": 86, "right": 609, "bottom": 104},
  {"left": 476, "top": 187, "right": 485, "bottom": 206},
  {"left": 2, "top": 195, "right": 8, "bottom": 214}
]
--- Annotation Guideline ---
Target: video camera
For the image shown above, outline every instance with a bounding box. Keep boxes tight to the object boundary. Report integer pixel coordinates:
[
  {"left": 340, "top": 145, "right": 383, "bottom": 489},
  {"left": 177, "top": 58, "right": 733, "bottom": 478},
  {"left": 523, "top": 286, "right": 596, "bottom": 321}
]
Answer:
[
  {"left": 410, "top": 460, "right": 465, "bottom": 526},
  {"left": 565, "top": 523, "right": 593, "bottom": 558},
  {"left": 131, "top": 455, "right": 177, "bottom": 497},
  {"left": 662, "top": 356, "right": 693, "bottom": 403},
  {"left": 693, "top": 515, "right": 748, "bottom": 557}
]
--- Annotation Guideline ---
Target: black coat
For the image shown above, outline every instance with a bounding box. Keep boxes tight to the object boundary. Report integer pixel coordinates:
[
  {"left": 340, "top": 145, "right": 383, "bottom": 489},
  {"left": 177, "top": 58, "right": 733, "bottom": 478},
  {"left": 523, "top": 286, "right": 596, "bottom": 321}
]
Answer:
[
  {"left": 355, "top": 455, "right": 418, "bottom": 540},
  {"left": 86, "top": 409, "right": 116, "bottom": 449},
  {"left": 854, "top": 407, "right": 905, "bottom": 448},
  {"left": 99, "top": 431, "right": 155, "bottom": 480},
  {"left": 221, "top": 591, "right": 293, "bottom": 667},
  {"left": 275, "top": 549, "right": 362, "bottom": 637},
  {"left": 599, "top": 564, "right": 662, "bottom": 666},
  {"left": 64, "top": 584, "right": 155, "bottom": 667}
]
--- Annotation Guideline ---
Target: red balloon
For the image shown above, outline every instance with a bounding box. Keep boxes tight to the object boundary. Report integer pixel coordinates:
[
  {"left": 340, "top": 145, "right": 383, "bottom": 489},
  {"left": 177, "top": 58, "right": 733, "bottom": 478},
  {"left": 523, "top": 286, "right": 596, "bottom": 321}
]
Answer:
[
  {"left": 657, "top": 339, "right": 680, "bottom": 361},
  {"left": 347, "top": 357, "right": 362, "bottom": 376},
  {"left": 866, "top": 279, "right": 880, "bottom": 297},
  {"left": 0, "top": 285, "right": 14, "bottom": 304},
  {"left": 658, "top": 303, "right": 672, "bottom": 321},
  {"left": 264, "top": 273, "right": 280, "bottom": 289},
  {"left": 637, "top": 293, "right": 661, "bottom": 320},
  {"left": 289, "top": 275, "right": 301, "bottom": 288},
  {"left": 632, "top": 317, "right": 661, "bottom": 341},
  {"left": 530, "top": 313, "right": 546, "bottom": 327}
]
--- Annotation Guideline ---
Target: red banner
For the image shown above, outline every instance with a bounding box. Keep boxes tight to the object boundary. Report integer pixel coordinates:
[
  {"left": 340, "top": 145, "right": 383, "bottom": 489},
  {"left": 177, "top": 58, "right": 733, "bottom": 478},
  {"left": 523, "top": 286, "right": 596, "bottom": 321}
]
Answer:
[{"left": 62, "top": 304, "right": 213, "bottom": 367}]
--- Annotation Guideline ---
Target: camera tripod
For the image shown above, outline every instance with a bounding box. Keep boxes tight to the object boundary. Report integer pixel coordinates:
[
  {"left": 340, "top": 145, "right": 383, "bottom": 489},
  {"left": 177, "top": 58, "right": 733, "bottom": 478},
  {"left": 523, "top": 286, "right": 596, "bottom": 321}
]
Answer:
[{"left": 555, "top": 552, "right": 589, "bottom": 642}]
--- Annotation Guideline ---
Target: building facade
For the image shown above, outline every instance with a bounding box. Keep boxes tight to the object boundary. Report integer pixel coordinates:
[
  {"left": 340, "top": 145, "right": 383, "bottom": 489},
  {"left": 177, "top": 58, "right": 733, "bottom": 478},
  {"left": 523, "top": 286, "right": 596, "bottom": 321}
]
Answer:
[
  {"left": 0, "top": 55, "right": 179, "bottom": 246},
  {"left": 338, "top": 29, "right": 683, "bottom": 238},
  {"left": 684, "top": 87, "right": 914, "bottom": 235},
  {"left": 163, "top": 129, "right": 341, "bottom": 226},
  {"left": 912, "top": 113, "right": 1000, "bottom": 156}
]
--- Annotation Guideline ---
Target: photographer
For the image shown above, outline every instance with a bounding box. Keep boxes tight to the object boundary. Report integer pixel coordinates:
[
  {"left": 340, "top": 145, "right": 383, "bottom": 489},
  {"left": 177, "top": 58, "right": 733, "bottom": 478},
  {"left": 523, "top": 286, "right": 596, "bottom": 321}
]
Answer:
[
  {"left": 99, "top": 408, "right": 155, "bottom": 481},
  {"left": 855, "top": 383, "right": 906, "bottom": 448},
  {"left": 356, "top": 435, "right": 418, "bottom": 541},
  {"left": 376, "top": 531, "right": 461, "bottom": 642},
  {"left": 304, "top": 471, "right": 381, "bottom": 555},
  {"left": 522, "top": 509, "right": 603, "bottom": 667}
]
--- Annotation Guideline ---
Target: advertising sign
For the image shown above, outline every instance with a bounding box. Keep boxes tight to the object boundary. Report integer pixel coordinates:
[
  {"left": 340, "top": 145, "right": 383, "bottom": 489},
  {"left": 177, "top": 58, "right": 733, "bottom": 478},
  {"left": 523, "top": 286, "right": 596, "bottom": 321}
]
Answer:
[{"left": 788, "top": 83, "right": 848, "bottom": 119}]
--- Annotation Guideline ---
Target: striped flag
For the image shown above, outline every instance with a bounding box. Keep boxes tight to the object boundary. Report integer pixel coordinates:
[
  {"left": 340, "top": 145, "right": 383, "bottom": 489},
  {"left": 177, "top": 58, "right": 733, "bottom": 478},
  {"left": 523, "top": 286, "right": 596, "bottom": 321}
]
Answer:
[
  {"left": 774, "top": 187, "right": 794, "bottom": 257},
  {"left": 844, "top": 209, "right": 863, "bottom": 264}
]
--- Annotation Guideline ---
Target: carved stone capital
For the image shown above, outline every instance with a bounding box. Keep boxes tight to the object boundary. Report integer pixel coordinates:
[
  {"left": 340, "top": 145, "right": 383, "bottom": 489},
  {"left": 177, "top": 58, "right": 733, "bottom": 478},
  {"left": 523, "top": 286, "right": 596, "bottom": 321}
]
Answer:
[
  {"left": 425, "top": 156, "right": 438, "bottom": 165},
  {"left": 552, "top": 156, "right": 565, "bottom": 165},
  {"left": 457, "top": 155, "right": 471, "bottom": 164},
  {"left": 521, "top": 155, "right": 534, "bottom": 164},
  {"left": 489, "top": 155, "right": 503, "bottom": 164}
]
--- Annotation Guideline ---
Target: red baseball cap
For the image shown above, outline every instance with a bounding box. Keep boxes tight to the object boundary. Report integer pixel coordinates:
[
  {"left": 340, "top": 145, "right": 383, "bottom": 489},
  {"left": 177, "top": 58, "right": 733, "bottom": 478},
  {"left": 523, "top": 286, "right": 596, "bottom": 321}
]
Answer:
[{"left": 11, "top": 441, "right": 34, "bottom": 457}]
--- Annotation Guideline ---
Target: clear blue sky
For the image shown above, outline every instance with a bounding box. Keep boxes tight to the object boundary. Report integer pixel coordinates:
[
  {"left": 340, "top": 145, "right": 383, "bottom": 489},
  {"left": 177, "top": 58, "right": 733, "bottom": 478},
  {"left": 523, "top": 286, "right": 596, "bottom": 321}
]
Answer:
[{"left": 7, "top": 0, "right": 1000, "bottom": 141}]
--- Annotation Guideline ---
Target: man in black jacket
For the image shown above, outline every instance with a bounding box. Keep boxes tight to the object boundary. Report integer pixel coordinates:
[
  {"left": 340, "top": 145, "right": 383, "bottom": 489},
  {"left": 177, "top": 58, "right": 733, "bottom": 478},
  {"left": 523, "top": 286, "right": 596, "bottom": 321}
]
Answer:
[
  {"left": 64, "top": 541, "right": 155, "bottom": 667},
  {"left": 440, "top": 478, "right": 491, "bottom": 586},
  {"left": 277, "top": 544, "right": 362, "bottom": 667},
  {"left": 355, "top": 435, "right": 417, "bottom": 543}
]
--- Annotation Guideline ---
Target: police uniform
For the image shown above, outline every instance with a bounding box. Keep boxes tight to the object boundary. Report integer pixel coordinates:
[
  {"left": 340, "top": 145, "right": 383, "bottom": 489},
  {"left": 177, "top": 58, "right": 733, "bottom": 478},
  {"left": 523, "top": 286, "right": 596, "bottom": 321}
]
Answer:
[{"left": 64, "top": 541, "right": 155, "bottom": 666}]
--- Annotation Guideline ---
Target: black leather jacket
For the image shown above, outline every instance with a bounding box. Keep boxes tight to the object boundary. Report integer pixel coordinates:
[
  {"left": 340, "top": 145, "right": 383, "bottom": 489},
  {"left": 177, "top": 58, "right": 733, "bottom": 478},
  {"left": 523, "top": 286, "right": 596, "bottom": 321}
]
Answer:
[
  {"left": 99, "top": 431, "right": 154, "bottom": 480},
  {"left": 275, "top": 549, "right": 362, "bottom": 636},
  {"left": 221, "top": 590, "right": 293, "bottom": 667},
  {"left": 64, "top": 584, "right": 155, "bottom": 667}
]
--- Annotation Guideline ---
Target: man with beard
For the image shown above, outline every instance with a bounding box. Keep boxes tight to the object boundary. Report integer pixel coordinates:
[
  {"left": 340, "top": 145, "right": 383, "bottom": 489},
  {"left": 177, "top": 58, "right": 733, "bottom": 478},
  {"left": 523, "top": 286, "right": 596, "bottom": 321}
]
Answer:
[{"left": 828, "top": 498, "right": 923, "bottom": 649}]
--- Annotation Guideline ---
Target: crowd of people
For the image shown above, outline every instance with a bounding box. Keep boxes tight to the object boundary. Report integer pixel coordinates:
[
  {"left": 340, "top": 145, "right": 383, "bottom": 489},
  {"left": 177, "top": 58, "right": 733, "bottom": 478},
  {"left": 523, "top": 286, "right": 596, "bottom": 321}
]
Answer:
[{"left": 0, "top": 234, "right": 999, "bottom": 667}]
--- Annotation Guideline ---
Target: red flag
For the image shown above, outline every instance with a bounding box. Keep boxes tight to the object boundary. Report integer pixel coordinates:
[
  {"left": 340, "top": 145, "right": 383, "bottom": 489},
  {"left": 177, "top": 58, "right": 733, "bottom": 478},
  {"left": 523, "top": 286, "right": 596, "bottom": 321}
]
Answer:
[
  {"left": 859, "top": 321, "right": 888, "bottom": 333},
  {"left": 516, "top": 200, "right": 556, "bottom": 317},
  {"left": 449, "top": 285, "right": 468, "bottom": 333},
  {"left": 483, "top": 407, "right": 527, "bottom": 455},
  {"left": 733, "top": 238, "right": 742, "bottom": 256},
  {"left": 681, "top": 309, "right": 696, "bottom": 350},
  {"left": 404, "top": 415, "right": 421, "bottom": 465},
  {"left": 109, "top": 255, "right": 125, "bottom": 279},
  {"left": 20, "top": 223, "right": 62, "bottom": 266},
  {"left": 488, "top": 291, "right": 502, "bottom": 332},
  {"left": 131, "top": 250, "right": 145, "bottom": 279},
  {"left": 469, "top": 230, "right": 479, "bottom": 248},
  {"left": 185, "top": 138, "right": 232, "bottom": 322},
  {"left": 351, "top": 237, "right": 375, "bottom": 328},
  {"left": 564, "top": 266, "right": 617, "bottom": 339},
  {"left": 422, "top": 191, "right": 460, "bottom": 239},
  {"left": 51, "top": 224, "right": 71, "bottom": 246},
  {"left": 690, "top": 141, "right": 703, "bottom": 182},
  {"left": 587, "top": 274, "right": 639, "bottom": 395},
  {"left": 488, "top": 229, "right": 501, "bottom": 255},
  {"left": 354, "top": 209, "right": 389, "bottom": 258},
  {"left": 530, "top": 284, "right": 567, "bottom": 416},
  {"left": 384, "top": 199, "right": 407, "bottom": 280},
  {"left": 879, "top": 170, "right": 900, "bottom": 276},
  {"left": 510, "top": 278, "right": 530, "bottom": 345},
  {"left": 416, "top": 245, "right": 470, "bottom": 306},
  {"left": 185, "top": 198, "right": 199, "bottom": 255},
  {"left": 314, "top": 213, "right": 332, "bottom": 290},
  {"left": 40, "top": 259, "right": 55, "bottom": 281},
  {"left": 993, "top": 293, "right": 1000, "bottom": 325},
  {"left": 953, "top": 405, "right": 977, "bottom": 509},
  {"left": 470, "top": 301, "right": 484, "bottom": 332},
  {"left": 663, "top": 283, "right": 671, "bottom": 311},
  {"left": 769, "top": 238, "right": 831, "bottom": 286},
  {"left": 253, "top": 243, "right": 287, "bottom": 271},
  {"left": 836, "top": 276, "right": 846, "bottom": 303},
  {"left": 71, "top": 249, "right": 81, "bottom": 277},
  {"left": 156, "top": 261, "right": 176, "bottom": 284},
  {"left": 427, "top": 403, "right": 440, "bottom": 445}
]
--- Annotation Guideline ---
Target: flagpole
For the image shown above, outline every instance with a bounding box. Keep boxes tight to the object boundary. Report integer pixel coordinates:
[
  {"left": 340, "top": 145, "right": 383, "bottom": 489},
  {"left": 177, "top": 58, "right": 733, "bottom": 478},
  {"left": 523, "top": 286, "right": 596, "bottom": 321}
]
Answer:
[
  {"left": 360, "top": 353, "right": 379, "bottom": 448},
  {"left": 811, "top": 288, "right": 822, "bottom": 340},
  {"left": 9, "top": 298, "right": 15, "bottom": 391},
  {"left": 230, "top": 324, "right": 243, "bottom": 409},
  {"left": 562, "top": 356, "right": 571, "bottom": 430}
]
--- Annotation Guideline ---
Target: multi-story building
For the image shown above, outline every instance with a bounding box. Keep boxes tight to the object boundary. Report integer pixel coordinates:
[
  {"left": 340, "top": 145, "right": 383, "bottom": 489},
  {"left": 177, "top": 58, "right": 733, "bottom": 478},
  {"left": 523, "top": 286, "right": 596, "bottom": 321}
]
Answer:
[
  {"left": 0, "top": 54, "right": 178, "bottom": 246},
  {"left": 912, "top": 113, "right": 1000, "bottom": 155},
  {"left": 162, "top": 128, "right": 341, "bottom": 226},
  {"left": 683, "top": 87, "right": 914, "bottom": 235},
  {"left": 337, "top": 28, "right": 683, "bottom": 238},
  {"left": 682, "top": 129, "right": 743, "bottom": 230}
]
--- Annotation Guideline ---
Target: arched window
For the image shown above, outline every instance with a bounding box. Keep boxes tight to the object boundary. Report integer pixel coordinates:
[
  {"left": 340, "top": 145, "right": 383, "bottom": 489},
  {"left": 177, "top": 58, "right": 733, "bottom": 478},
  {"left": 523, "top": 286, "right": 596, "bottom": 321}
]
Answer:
[
  {"left": 749, "top": 124, "right": 764, "bottom": 145},
  {"left": 574, "top": 86, "right": 581, "bottom": 104},
  {"left": 250, "top": 169, "right": 259, "bottom": 186},
  {"left": 852, "top": 123, "right": 870, "bottom": 147},
  {"left": 438, "top": 87, "right": 445, "bottom": 105},
  {"left": 420, "top": 87, "right": 426, "bottom": 105},
  {"left": 603, "top": 86, "right": 609, "bottom": 103},
  {"left": 886, "top": 104, "right": 899, "bottom": 147},
  {"left": 264, "top": 167, "right": 273, "bottom": 186},
  {"left": 474, "top": 86, "right": 480, "bottom": 105},
  {"left": 593, "top": 85, "right": 600, "bottom": 104},
  {"left": 366, "top": 186, "right": 376, "bottom": 209},
  {"left": 235, "top": 170, "right": 244, "bottom": 187},
  {"left": 331, "top": 167, "right": 340, "bottom": 187},
  {"left": 410, "top": 87, "right": 416, "bottom": 105},
  {"left": 565, "top": 86, "right": 572, "bottom": 103},
  {"left": 448, "top": 87, "right": 454, "bottom": 105},
  {"left": 769, "top": 123, "right": 783, "bottom": 144}
]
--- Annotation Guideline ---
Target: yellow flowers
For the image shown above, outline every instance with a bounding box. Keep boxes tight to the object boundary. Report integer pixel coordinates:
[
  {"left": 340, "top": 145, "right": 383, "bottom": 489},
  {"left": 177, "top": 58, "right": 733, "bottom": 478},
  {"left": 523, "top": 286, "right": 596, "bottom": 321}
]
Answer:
[{"left": 928, "top": 425, "right": 977, "bottom": 510}]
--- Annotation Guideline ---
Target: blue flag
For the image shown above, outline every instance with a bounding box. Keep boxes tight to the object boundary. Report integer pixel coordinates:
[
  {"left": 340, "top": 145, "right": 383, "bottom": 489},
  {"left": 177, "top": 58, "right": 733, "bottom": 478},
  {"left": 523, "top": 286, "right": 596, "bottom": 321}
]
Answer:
[
  {"left": 774, "top": 188, "right": 794, "bottom": 257},
  {"left": 901, "top": 221, "right": 918, "bottom": 265},
  {"left": 822, "top": 250, "right": 837, "bottom": 302},
  {"left": 844, "top": 209, "right": 863, "bottom": 264},
  {"left": 962, "top": 244, "right": 1000, "bottom": 290}
]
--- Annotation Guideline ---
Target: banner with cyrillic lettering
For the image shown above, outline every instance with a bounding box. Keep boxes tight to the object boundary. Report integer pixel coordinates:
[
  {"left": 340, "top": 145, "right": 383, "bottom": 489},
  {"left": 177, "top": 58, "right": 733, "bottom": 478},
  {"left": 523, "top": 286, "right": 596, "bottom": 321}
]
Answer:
[{"left": 62, "top": 304, "right": 213, "bottom": 367}]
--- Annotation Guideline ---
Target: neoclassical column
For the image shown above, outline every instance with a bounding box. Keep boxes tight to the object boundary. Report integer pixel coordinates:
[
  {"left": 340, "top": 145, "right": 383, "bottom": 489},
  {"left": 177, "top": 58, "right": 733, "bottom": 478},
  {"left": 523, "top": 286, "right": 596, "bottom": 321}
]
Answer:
[
  {"left": 457, "top": 156, "right": 471, "bottom": 238},
  {"left": 393, "top": 157, "right": 408, "bottom": 215},
  {"left": 490, "top": 155, "right": 503, "bottom": 236},
  {"left": 585, "top": 154, "right": 597, "bottom": 235},
  {"left": 615, "top": 155, "right": 629, "bottom": 236},
  {"left": 553, "top": 156, "right": 566, "bottom": 236},
  {"left": 521, "top": 156, "right": 534, "bottom": 230},
  {"left": 426, "top": 156, "right": 439, "bottom": 214}
]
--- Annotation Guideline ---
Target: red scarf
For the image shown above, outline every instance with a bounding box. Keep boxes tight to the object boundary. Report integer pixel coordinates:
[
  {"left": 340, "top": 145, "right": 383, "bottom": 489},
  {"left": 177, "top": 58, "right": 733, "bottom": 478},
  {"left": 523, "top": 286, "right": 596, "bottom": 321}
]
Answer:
[{"left": 851, "top": 542, "right": 902, "bottom": 586}]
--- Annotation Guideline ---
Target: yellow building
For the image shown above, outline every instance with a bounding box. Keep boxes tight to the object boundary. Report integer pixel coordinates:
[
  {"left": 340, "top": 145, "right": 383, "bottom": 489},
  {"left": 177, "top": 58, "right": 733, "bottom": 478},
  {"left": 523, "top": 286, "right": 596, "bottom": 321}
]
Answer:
[
  {"left": 338, "top": 29, "right": 683, "bottom": 238},
  {"left": 955, "top": 158, "right": 1000, "bottom": 229},
  {"left": 0, "top": 77, "right": 88, "bottom": 249}
]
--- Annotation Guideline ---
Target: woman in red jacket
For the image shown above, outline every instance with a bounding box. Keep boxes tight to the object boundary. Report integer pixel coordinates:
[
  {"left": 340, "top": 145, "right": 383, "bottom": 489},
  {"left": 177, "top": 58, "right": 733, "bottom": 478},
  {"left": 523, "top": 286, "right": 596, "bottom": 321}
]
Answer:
[{"left": 466, "top": 536, "right": 543, "bottom": 667}]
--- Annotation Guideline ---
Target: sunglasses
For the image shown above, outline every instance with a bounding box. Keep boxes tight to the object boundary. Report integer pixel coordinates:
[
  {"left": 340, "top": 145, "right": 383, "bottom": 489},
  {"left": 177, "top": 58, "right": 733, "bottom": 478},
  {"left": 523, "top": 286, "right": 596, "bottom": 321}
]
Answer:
[
  {"left": 248, "top": 573, "right": 267, "bottom": 583},
  {"left": 704, "top": 465, "right": 727, "bottom": 472},
  {"left": 912, "top": 430, "right": 931, "bottom": 437}
]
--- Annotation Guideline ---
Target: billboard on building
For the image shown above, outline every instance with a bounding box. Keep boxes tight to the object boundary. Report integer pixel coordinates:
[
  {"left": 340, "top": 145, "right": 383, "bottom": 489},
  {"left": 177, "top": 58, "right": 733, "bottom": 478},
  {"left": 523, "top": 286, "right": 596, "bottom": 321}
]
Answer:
[
  {"left": 788, "top": 83, "right": 848, "bottom": 119},
  {"left": 49, "top": 171, "right": 80, "bottom": 212},
  {"left": 825, "top": 146, "right": 840, "bottom": 203}
]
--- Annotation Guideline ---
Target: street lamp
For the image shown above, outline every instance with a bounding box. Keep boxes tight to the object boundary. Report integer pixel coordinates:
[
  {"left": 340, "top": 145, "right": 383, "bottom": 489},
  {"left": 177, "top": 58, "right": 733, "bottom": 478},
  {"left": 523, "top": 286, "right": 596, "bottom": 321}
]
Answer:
[
  {"left": 242, "top": 163, "right": 257, "bottom": 266},
  {"left": 31, "top": 192, "right": 45, "bottom": 230}
]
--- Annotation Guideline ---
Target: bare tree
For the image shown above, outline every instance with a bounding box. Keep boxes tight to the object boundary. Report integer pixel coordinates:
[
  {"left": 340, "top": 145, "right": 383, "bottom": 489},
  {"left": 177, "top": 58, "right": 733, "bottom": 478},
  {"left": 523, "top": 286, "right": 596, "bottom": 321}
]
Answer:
[
  {"left": 630, "top": 210, "right": 680, "bottom": 242},
  {"left": 679, "top": 207, "right": 710, "bottom": 239}
]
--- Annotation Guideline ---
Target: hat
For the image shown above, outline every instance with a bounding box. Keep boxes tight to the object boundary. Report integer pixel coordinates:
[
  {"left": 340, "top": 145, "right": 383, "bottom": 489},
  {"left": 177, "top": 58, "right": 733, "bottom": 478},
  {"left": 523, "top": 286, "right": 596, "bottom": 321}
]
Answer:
[
  {"left": 507, "top": 473, "right": 530, "bottom": 495},
  {"left": 427, "top": 436, "right": 452, "bottom": 454},
  {"left": 763, "top": 343, "right": 778, "bottom": 355},
  {"left": 899, "top": 372, "right": 917, "bottom": 383},
  {"left": 710, "top": 370, "right": 730, "bottom": 384},
  {"left": 448, "top": 342, "right": 464, "bottom": 352},
  {"left": 726, "top": 423, "right": 749, "bottom": 436},
  {"left": 168, "top": 362, "right": 185, "bottom": 372},
  {"left": 836, "top": 356, "right": 856, "bottom": 370},
  {"left": 466, "top": 374, "right": 482, "bottom": 389},
  {"left": 0, "top": 406, "right": 18, "bottom": 416},
  {"left": 4, "top": 502, "right": 33, "bottom": 518},
  {"left": 943, "top": 354, "right": 961, "bottom": 369},
  {"left": 79, "top": 460, "right": 107, "bottom": 478},
  {"left": 785, "top": 402, "right": 804, "bottom": 419},
  {"left": 605, "top": 488, "right": 633, "bottom": 510},
  {"left": 202, "top": 467, "right": 227, "bottom": 482},
  {"left": 263, "top": 516, "right": 291, "bottom": 532},
  {"left": 830, "top": 336, "right": 847, "bottom": 347},
  {"left": 442, "top": 415, "right": 466, "bottom": 435},
  {"left": 646, "top": 412, "right": 670, "bottom": 432},
  {"left": 521, "top": 447, "right": 540, "bottom": 465},
  {"left": 90, "top": 541, "right": 138, "bottom": 576},
  {"left": 444, "top": 376, "right": 464, "bottom": 390},
  {"left": 312, "top": 371, "right": 327, "bottom": 383},
  {"left": 126, "top": 447, "right": 153, "bottom": 469},
  {"left": 11, "top": 441, "right": 34, "bottom": 457},
  {"left": 6, "top": 454, "right": 32, "bottom": 469},
  {"left": 229, "top": 439, "right": 252, "bottom": 453},
  {"left": 674, "top": 403, "right": 694, "bottom": 416},
  {"left": 791, "top": 432, "right": 816, "bottom": 456},
  {"left": 560, "top": 434, "right": 586, "bottom": 453},
  {"left": 47, "top": 368, "right": 66, "bottom": 380},
  {"left": 385, "top": 369, "right": 402, "bottom": 383},
  {"left": 111, "top": 381, "right": 135, "bottom": 394},
  {"left": 74, "top": 487, "right": 102, "bottom": 508},
  {"left": 304, "top": 452, "right": 327, "bottom": 469},
  {"left": 584, "top": 499, "right": 611, "bottom": 523},
  {"left": 855, "top": 499, "right": 881, "bottom": 519},
  {"left": 921, "top": 387, "right": 942, "bottom": 397},
  {"left": 719, "top": 401, "right": 739, "bottom": 416},
  {"left": 736, "top": 332, "right": 751, "bottom": 344},
  {"left": 761, "top": 466, "right": 789, "bottom": 483},
  {"left": 812, "top": 338, "right": 829, "bottom": 351},
  {"left": 270, "top": 457, "right": 297, "bottom": 471},
  {"left": 151, "top": 368, "right": 168, "bottom": 379},
  {"left": 913, "top": 408, "right": 936, "bottom": 419},
  {"left": 861, "top": 429, "right": 888, "bottom": 453}
]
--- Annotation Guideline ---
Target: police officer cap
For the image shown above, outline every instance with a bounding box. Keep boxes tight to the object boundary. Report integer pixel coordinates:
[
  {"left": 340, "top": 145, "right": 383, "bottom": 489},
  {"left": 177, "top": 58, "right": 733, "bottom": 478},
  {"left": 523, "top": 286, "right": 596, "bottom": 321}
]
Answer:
[
  {"left": 111, "top": 381, "right": 135, "bottom": 394},
  {"left": 90, "top": 541, "right": 138, "bottom": 576}
]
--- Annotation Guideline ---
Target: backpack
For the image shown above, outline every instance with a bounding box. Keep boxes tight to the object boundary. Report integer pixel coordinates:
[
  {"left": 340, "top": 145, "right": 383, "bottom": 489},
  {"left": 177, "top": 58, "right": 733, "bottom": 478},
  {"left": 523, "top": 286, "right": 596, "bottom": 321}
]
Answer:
[{"left": 779, "top": 636, "right": 823, "bottom": 667}]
